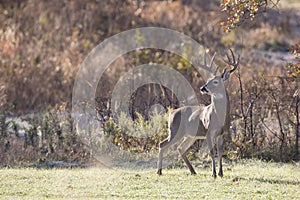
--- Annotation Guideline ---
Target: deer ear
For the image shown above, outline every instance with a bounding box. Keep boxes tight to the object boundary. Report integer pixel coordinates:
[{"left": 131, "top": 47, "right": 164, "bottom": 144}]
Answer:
[{"left": 221, "top": 69, "right": 231, "bottom": 81}]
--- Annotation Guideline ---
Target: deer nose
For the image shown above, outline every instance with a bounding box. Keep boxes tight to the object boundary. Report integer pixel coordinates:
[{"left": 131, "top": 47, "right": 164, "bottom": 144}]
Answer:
[{"left": 200, "top": 86, "right": 209, "bottom": 93}]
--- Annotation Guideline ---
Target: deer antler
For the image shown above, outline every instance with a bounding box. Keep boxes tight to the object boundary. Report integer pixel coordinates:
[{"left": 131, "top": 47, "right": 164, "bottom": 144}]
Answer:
[
  {"left": 223, "top": 48, "right": 240, "bottom": 73},
  {"left": 201, "top": 51, "right": 217, "bottom": 76}
]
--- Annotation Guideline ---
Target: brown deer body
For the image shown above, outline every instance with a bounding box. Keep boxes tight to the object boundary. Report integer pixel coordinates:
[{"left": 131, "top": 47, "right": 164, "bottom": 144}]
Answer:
[{"left": 157, "top": 49, "right": 240, "bottom": 178}]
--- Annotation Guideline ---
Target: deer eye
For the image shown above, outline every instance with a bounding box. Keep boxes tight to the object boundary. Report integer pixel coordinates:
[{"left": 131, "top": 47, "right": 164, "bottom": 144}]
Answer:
[{"left": 213, "top": 80, "right": 219, "bottom": 85}]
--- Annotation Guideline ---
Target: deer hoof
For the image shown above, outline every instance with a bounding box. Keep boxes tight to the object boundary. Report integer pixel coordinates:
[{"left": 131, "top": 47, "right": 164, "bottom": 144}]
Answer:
[
  {"left": 212, "top": 173, "right": 217, "bottom": 179},
  {"left": 157, "top": 169, "right": 162, "bottom": 175},
  {"left": 191, "top": 171, "right": 197, "bottom": 175},
  {"left": 218, "top": 172, "right": 223, "bottom": 178}
]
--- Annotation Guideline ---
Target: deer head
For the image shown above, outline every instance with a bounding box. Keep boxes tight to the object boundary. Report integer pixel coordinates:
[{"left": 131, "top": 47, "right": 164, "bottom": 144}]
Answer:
[{"left": 200, "top": 49, "right": 240, "bottom": 96}]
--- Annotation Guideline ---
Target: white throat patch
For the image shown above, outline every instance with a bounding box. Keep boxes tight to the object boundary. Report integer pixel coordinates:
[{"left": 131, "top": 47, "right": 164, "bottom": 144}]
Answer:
[{"left": 213, "top": 93, "right": 224, "bottom": 99}]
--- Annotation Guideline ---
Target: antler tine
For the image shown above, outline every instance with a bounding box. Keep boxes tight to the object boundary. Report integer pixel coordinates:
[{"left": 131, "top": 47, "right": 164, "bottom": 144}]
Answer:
[
  {"left": 214, "top": 66, "right": 220, "bottom": 75},
  {"left": 204, "top": 50, "right": 207, "bottom": 66},
  {"left": 200, "top": 51, "right": 217, "bottom": 75},
  {"left": 223, "top": 48, "right": 240, "bottom": 73},
  {"left": 210, "top": 52, "right": 217, "bottom": 75},
  {"left": 209, "top": 52, "right": 216, "bottom": 68}
]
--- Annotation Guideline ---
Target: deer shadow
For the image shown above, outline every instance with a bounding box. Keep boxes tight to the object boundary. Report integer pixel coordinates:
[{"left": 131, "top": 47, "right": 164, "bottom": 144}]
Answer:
[{"left": 231, "top": 176, "right": 300, "bottom": 185}]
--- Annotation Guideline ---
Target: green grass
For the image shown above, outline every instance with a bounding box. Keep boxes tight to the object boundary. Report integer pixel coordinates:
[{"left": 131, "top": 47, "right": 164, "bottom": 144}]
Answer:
[{"left": 0, "top": 160, "right": 299, "bottom": 199}]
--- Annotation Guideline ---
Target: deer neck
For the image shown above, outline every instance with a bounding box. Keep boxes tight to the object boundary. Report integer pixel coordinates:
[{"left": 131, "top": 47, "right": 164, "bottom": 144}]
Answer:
[{"left": 210, "top": 89, "right": 228, "bottom": 127}]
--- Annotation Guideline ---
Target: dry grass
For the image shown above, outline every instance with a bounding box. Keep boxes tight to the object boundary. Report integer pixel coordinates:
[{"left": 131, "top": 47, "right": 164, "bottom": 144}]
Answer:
[{"left": 279, "top": 0, "right": 300, "bottom": 9}]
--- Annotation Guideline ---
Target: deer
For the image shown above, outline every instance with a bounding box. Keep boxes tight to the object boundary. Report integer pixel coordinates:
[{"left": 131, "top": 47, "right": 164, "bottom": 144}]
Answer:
[{"left": 157, "top": 49, "right": 240, "bottom": 178}]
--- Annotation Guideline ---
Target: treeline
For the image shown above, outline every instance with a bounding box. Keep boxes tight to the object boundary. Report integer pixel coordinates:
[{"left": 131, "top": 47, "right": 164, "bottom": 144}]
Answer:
[{"left": 0, "top": 0, "right": 299, "bottom": 164}]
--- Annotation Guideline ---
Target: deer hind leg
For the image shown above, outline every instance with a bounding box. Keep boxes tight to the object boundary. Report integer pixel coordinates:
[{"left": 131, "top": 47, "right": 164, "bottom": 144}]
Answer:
[
  {"left": 157, "top": 137, "right": 180, "bottom": 175},
  {"left": 206, "top": 136, "right": 216, "bottom": 178},
  {"left": 157, "top": 138, "right": 168, "bottom": 175},
  {"left": 217, "top": 136, "right": 223, "bottom": 177},
  {"left": 177, "top": 137, "right": 197, "bottom": 175}
]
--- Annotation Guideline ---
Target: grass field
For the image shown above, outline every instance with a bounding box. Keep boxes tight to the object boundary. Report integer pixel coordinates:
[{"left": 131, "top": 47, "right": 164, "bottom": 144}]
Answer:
[{"left": 0, "top": 160, "right": 299, "bottom": 200}]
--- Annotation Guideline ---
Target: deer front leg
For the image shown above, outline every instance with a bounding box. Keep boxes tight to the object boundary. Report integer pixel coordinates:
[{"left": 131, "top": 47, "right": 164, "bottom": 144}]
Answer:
[
  {"left": 217, "top": 135, "right": 223, "bottom": 177},
  {"left": 206, "top": 135, "right": 216, "bottom": 178}
]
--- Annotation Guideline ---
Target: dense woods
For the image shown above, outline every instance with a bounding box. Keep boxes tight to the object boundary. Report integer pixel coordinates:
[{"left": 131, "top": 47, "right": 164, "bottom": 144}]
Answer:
[{"left": 0, "top": 0, "right": 299, "bottom": 166}]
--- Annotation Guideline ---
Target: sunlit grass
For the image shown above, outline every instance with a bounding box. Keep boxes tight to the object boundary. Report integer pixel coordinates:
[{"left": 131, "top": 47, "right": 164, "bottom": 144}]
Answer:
[{"left": 0, "top": 160, "right": 299, "bottom": 199}]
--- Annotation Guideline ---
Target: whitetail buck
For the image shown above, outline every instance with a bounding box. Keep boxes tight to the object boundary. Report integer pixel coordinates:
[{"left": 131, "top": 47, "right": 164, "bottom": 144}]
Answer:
[{"left": 157, "top": 49, "right": 240, "bottom": 178}]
